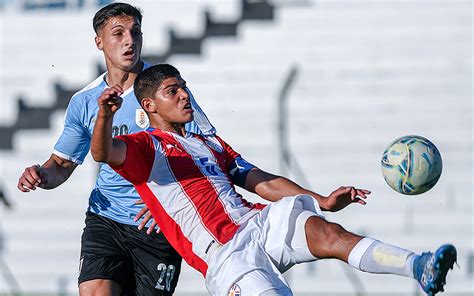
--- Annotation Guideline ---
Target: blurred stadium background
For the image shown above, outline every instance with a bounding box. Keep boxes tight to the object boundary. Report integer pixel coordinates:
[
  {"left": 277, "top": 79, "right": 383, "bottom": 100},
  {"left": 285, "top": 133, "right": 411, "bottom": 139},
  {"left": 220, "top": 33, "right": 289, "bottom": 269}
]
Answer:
[{"left": 0, "top": 0, "right": 472, "bottom": 295}]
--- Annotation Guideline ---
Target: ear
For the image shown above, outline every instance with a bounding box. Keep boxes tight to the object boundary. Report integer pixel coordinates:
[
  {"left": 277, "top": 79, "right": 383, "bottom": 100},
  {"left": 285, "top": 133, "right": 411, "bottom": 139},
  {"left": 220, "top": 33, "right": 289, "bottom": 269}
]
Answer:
[
  {"left": 95, "top": 36, "right": 103, "bottom": 51},
  {"left": 141, "top": 98, "right": 157, "bottom": 113}
]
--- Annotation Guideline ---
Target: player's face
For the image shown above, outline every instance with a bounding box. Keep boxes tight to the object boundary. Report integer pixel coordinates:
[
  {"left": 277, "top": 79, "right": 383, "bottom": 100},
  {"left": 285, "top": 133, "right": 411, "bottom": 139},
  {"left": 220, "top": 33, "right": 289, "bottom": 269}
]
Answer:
[
  {"left": 153, "top": 76, "right": 194, "bottom": 124},
  {"left": 95, "top": 15, "right": 143, "bottom": 71}
]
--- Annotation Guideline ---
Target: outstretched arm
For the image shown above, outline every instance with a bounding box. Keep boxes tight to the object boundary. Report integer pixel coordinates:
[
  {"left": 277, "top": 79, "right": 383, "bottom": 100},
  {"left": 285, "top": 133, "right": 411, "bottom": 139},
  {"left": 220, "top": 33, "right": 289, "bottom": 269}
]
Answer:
[
  {"left": 91, "top": 85, "right": 127, "bottom": 166},
  {"left": 244, "top": 168, "right": 370, "bottom": 212}
]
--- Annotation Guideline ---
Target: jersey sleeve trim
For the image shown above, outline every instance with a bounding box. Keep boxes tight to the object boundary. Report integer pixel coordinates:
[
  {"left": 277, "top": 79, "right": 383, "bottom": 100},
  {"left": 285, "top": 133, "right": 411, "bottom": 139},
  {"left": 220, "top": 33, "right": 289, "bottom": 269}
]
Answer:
[
  {"left": 52, "top": 149, "right": 84, "bottom": 165},
  {"left": 228, "top": 156, "right": 256, "bottom": 188}
]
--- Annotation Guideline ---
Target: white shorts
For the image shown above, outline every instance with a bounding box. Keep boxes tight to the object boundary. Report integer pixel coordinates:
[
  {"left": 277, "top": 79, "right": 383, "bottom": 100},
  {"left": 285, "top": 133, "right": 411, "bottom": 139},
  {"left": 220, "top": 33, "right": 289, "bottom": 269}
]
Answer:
[
  {"left": 229, "top": 269, "right": 292, "bottom": 296},
  {"left": 205, "top": 194, "right": 325, "bottom": 295}
]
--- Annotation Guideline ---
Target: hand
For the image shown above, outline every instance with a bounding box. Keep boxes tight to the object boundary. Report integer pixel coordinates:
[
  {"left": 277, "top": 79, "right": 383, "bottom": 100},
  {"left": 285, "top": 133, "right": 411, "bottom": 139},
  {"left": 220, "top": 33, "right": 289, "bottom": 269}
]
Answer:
[
  {"left": 134, "top": 199, "right": 160, "bottom": 235},
  {"left": 17, "top": 164, "right": 48, "bottom": 192},
  {"left": 323, "top": 186, "right": 371, "bottom": 212},
  {"left": 97, "top": 85, "right": 123, "bottom": 116}
]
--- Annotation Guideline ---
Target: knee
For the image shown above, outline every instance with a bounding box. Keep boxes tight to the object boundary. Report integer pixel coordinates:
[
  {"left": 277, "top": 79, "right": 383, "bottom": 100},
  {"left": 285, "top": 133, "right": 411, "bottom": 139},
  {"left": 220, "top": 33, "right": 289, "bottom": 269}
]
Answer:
[
  {"left": 307, "top": 217, "right": 345, "bottom": 242},
  {"left": 79, "top": 279, "right": 121, "bottom": 296},
  {"left": 305, "top": 217, "right": 348, "bottom": 258},
  {"left": 320, "top": 221, "right": 347, "bottom": 246}
]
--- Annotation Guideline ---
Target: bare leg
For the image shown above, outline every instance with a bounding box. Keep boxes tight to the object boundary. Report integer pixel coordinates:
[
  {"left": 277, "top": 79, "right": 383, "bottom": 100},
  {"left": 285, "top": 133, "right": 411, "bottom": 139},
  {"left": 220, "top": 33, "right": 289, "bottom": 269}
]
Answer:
[
  {"left": 304, "top": 215, "right": 363, "bottom": 262},
  {"left": 303, "top": 215, "right": 457, "bottom": 295},
  {"left": 79, "top": 279, "right": 122, "bottom": 296},
  {"left": 304, "top": 216, "right": 415, "bottom": 277}
]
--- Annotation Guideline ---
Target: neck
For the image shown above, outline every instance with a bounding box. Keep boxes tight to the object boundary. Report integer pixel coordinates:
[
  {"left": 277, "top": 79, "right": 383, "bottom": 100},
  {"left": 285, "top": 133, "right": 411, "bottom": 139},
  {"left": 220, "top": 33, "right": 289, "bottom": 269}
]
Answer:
[
  {"left": 105, "top": 60, "right": 143, "bottom": 90},
  {"left": 151, "top": 120, "right": 187, "bottom": 137}
]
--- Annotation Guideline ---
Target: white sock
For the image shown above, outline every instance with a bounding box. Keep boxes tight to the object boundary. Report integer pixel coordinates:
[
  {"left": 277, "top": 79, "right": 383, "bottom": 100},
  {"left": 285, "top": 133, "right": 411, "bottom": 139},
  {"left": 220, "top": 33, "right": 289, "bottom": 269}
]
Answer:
[{"left": 348, "top": 237, "right": 417, "bottom": 278}]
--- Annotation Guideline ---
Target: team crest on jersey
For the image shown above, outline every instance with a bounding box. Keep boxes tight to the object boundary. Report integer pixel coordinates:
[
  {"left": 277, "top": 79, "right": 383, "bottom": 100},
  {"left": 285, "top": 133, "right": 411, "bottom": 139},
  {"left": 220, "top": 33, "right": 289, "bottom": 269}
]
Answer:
[
  {"left": 135, "top": 109, "right": 149, "bottom": 129},
  {"left": 205, "top": 140, "right": 223, "bottom": 153},
  {"left": 228, "top": 284, "right": 241, "bottom": 296}
]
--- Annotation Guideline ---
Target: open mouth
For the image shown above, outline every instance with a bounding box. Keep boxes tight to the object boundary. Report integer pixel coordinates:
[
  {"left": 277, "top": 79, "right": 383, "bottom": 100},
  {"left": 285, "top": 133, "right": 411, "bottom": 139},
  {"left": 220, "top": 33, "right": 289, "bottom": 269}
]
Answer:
[
  {"left": 123, "top": 48, "right": 135, "bottom": 58},
  {"left": 183, "top": 103, "right": 193, "bottom": 112}
]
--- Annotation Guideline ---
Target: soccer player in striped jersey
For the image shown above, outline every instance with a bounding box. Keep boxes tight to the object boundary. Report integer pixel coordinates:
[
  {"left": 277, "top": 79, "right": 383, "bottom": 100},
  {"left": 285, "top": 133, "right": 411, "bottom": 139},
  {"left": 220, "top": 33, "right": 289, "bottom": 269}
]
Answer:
[
  {"left": 16, "top": 3, "right": 215, "bottom": 295},
  {"left": 91, "top": 64, "right": 457, "bottom": 296}
]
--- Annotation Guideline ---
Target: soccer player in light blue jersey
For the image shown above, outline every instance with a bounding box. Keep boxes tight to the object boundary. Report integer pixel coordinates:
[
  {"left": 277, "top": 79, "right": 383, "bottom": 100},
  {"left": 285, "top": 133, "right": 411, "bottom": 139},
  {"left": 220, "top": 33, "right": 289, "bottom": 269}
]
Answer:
[{"left": 16, "top": 3, "right": 214, "bottom": 295}]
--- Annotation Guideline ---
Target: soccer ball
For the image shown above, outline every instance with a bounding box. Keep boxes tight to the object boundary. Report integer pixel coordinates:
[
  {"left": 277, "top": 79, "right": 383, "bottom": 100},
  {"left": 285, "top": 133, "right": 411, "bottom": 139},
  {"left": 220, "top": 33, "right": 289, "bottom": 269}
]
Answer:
[{"left": 381, "top": 135, "right": 442, "bottom": 195}]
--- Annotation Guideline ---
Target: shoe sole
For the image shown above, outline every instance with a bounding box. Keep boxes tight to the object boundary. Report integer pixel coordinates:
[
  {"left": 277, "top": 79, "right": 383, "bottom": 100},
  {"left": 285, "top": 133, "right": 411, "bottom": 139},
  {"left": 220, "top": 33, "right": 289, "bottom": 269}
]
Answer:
[{"left": 426, "top": 244, "right": 457, "bottom": 296}]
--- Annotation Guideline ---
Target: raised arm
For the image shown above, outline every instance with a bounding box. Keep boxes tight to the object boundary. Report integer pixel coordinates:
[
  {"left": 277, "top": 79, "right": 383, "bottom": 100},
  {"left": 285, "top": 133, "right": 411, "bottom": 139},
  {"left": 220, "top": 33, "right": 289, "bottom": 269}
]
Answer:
[
  {"left": 90, "top": 85, "right": 127, "bottom": 166},
  {"left": 243, "top": 168, "right": 370, "bottom": 212}
]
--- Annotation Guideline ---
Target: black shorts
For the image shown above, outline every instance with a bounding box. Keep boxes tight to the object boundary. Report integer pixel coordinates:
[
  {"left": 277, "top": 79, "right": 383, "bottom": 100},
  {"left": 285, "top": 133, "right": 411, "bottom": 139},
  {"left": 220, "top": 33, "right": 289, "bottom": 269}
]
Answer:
[{"left": 78, "top": 212, "right": 182, "bottom": 295}]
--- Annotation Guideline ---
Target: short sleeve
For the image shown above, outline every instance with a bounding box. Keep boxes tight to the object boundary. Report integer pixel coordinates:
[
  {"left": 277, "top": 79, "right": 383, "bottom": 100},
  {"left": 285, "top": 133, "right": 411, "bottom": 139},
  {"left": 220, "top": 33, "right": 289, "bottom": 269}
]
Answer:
[
  {"left": 53, "top": 95, "right": 90, "bottom": 164},
  {"left": 214, "top": 136, "right": 241, "bottom": 169},
  {"left": 214, "top": 136, "right": 256, "bottom": 187},
  {"left": 110, "top": 132, "right": 156, "bottom": 184}
]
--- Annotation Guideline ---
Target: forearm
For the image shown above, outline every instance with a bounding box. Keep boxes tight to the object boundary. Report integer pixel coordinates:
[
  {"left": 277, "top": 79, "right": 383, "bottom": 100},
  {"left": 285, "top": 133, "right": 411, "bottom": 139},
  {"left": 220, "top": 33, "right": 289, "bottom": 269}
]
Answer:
[
  {"left": 256, "top": 176, "right": 372, "bottom": 212},
  {"left": 39, "top": 155, "right": 77, "bottom": 189},
  {"left": 91, "top": 112, "right": 126, "bottom": 166},
  {"left": 247, "top": 170, "right": 329, "bottom": 209},
  {"left": 91, "top": 114, "right": 114, "bottom": 162}
]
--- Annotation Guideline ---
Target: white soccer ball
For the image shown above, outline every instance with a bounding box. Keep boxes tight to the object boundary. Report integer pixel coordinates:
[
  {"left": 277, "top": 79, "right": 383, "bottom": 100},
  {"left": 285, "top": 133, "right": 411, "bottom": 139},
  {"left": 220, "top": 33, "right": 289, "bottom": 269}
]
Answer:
[{"left": 381, "top": 135, "right": 442, "bottom": 195}]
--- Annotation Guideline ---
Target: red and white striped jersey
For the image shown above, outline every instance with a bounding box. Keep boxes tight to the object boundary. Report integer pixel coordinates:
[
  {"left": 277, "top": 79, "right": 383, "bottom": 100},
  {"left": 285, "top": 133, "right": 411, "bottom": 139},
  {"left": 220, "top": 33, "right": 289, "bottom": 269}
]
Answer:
[{"left": 113, "top": 129, "right": 266, "bottom": 277}]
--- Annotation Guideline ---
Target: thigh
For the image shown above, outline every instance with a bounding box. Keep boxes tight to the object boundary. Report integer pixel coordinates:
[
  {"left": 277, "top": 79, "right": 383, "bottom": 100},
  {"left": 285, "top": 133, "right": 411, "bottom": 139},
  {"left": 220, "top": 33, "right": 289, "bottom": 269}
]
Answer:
[
  {"left": 263, "top": 195, "right": 323, "bottom": 272},
  {"left": 124, "top": 225, "right": 182, "bottom": 296},
  {"left": 78, "top": 213, "right": 134, "bottom": 292},
  {"left": 230, "top": 269, "right": 292, "bottom": 296}
]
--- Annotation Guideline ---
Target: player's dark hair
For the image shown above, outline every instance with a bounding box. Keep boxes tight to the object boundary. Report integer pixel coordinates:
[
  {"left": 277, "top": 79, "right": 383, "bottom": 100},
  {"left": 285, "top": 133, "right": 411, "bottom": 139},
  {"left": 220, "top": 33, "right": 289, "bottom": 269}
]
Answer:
[
  {"left": 134, "top": 64, "right": 181, "bottom": 104},
  {"left": 93, "top": 2, "right": 142, "bottom": 33}
]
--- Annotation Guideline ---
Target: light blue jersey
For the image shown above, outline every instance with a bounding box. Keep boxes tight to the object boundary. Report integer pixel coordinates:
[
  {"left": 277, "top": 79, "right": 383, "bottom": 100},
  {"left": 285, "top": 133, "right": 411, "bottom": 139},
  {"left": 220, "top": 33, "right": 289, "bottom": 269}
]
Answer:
[{"left": 53, "top": 62, "right": 216, "bottom": 226}]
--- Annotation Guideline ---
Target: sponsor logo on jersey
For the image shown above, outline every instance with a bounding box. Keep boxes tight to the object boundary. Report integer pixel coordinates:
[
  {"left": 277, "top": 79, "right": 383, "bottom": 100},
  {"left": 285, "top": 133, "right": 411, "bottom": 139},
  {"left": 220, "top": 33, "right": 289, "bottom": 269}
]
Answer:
[
  {"left": 136, "top": 109, "right": 149, "bottom": 129},
  {"left": 205, "top": 140, "right": 223, "bottom": 153},
  {"left": 165, "top": 144, "right": 183, "bottom": 152},
  {"left": 228, "top": 284, "right": 241, "bottom": 296}
]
